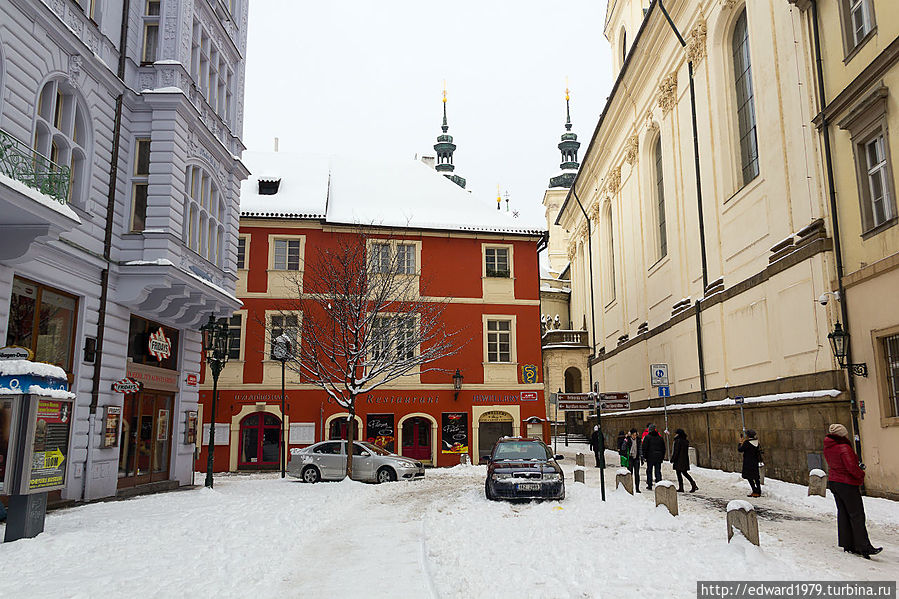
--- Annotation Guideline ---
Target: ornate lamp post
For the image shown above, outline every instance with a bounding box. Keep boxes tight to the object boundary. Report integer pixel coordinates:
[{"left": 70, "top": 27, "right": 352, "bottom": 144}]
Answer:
[
  {"left": 272, "top": 333, "right": 293, "bottom": 478},
  {"left": 828, "top": 322, "right": 868, "bottom": 377},
  {"left": 452, "top": 369, "right": 463, "bottom": 401},
  {"left": 200, "top": 314, "right": 230, "bottom": 488}
]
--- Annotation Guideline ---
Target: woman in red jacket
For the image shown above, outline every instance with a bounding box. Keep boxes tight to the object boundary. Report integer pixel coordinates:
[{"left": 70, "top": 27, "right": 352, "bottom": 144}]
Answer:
[{"left": 823, "top": 424, "right": 882, "bottom": 558}]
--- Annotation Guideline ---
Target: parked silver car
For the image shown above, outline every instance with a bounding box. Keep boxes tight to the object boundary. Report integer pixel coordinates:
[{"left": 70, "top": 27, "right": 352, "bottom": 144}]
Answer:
[{"left": 288, "top": 440, "right": 425, "bottom": 484}]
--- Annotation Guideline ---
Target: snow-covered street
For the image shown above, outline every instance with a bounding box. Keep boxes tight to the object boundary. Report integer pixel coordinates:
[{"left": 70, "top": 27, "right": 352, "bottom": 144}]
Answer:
[{"left": 1, "top": 446, "right": 896, "bottom": 599}]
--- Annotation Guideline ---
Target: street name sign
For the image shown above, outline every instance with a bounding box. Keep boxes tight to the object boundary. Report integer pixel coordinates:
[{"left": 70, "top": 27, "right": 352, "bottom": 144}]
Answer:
[
  {"left": 557, "top": 393, "right": 593, "bottom": 411},
  {"left": 599, "top": 392, "right": 630, "bottom": 411}
]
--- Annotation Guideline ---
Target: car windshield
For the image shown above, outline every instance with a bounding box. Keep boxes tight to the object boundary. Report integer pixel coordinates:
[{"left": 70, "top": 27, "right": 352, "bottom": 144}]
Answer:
[
  {"left": 492, "top": 441, "right": 551, "bottom": 461},
  {"left": 357, "top": 442, "right": 391, "bottom": 456}
]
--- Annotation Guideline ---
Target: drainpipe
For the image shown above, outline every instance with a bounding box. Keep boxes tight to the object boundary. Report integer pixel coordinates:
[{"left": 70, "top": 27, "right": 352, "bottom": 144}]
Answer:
[
  {"left": 86, "top": 0, "right": 130, "bottom": 501},
  {"left": 808, "top": 0, "right": 863, "bottom": 460}
]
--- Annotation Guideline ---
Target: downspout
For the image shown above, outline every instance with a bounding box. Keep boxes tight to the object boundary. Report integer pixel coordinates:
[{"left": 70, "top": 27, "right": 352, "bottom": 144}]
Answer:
[
  {"left": 86, "top": 0, "right": 130, "bottom": 501},
  {"left": 808, "top": 0, "right": 862, "bottom": 459}
]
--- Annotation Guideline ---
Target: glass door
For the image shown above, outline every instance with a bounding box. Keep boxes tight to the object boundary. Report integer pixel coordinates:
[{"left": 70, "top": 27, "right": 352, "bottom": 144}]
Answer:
[
  {"left": 117, "top": 392, "right": 173, "bottom": 487},
  {"left": 151, "top": 394, "right": 172, "bottom": 482}
]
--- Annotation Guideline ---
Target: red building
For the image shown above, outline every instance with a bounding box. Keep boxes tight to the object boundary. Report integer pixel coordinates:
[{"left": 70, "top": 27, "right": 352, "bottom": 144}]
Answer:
[{"left": 197, "top": 151, "right": 548, "bottom": 470}]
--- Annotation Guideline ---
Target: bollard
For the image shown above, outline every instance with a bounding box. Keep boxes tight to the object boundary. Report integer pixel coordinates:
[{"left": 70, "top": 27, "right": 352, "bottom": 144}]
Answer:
[
  {"left": 688, "top": 446, "right": 697, "bottom": 467},
  {"left": 808, "top": 469, "right": 827, "bottom": 497},
  {"left": 459, "top": 453, "right": 470, "bottom": 466},
  {"left": 574, "top": 466, "right": 586, "bottom": 484},
  {"left": 759, "top": 462, "right": 765, "bottom": 486},
  {"left": 654, "top": 480, "right": 678, "bottom": 516},
  {"left": 576, "top": 453, "right": 585, "bottom": 467},
  {"left": 726, "top": 500, "right": 760, "bottom": 546},
  {"left": 616, "top": 468, "right": 634, "bottom": 495}
]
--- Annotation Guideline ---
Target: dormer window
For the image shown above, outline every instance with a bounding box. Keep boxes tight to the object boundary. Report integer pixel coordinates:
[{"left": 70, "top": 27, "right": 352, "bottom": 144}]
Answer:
[{"left": 258, "top": 178, "right": 281, "bottom": 195}]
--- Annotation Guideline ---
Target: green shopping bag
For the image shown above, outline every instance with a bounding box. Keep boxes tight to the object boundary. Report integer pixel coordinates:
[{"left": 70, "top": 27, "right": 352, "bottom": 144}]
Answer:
[{"left": 620, "top": 455, "right": 629, "bottom": 468}]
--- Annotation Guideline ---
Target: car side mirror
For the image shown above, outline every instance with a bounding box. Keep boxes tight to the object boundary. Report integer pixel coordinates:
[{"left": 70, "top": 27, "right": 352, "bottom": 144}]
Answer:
[
  {"left": 360, "top": 451, "right": 370, "bottom": 457},
  {"left": 482, "top": 455, "right": 492, "bottom": 463},
  {"left": 554, "top": 455, "right": 564, "bottom": 461}
]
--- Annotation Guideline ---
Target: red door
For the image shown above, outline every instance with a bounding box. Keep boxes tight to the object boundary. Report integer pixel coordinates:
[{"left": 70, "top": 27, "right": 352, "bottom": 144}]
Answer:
[
  {"left": 401, "top": 417, "right": 431, "bottom": 461},
  {"left": 239, "top": 413, "right": 281, "bottom": 468}
]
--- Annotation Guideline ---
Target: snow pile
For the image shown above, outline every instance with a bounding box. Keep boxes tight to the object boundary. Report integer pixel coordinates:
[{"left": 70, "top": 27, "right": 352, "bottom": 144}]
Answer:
[
  {"left": 611, "top": 389, "right": 842, "bottom": 416},
  {"left": 0, "top": 359, "right": 67, "bottom": 379},
  {"left": 727, "top": 500, "right": 756, "bottom": 512},
  {"left": 810, "top": 469, "right": 827, "bottom": 478}
]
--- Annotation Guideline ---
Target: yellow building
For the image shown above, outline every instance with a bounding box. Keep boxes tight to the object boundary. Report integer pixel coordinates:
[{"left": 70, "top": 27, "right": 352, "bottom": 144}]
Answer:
[
  {"left": 788, "top": 0, "right": 899, "bottom": 499},
  {"left": 551, "top": 0, "right": 856, "bottom": 485}
]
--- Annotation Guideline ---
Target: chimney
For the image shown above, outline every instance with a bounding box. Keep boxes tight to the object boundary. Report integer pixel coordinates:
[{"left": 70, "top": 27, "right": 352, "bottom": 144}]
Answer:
[{"left": 274, "top": 137, "right": 279, "bottom": 152}]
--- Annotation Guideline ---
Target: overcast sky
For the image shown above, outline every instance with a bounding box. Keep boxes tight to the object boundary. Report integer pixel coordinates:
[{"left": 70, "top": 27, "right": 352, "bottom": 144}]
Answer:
[{"left": 242, "top": 1, "right": 614, "bottom": 225}]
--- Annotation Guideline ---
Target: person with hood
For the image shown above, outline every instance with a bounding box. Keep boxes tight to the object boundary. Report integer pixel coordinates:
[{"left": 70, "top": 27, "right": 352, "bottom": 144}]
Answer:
[
  {"left": 738, "top": 429, "right": 762, "bottom": 497},
  {"left": 642, "top": 423, "right": 666, "bottom": 490},
  {"left": 824, "top": 424, "right": 882, "bottom": 558},
  {"left": 670, "top": 428, "right": 698, "bottom": 493},
  {"left": 588, "top": 425, "right": 602, "bottom": 467},
  {"left": 641, "top": 422, "right": 651, "bottom": 441},
  {"left": 622, "top": 428, "right": 643, "bottom": 492}
]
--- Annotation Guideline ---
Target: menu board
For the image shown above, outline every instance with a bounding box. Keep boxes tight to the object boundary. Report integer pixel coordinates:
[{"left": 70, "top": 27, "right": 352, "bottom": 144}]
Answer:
[
  {"left": 103, "top": 406, "right": 121, "bottom": 448},
  {"left": 23, "top": 398, "right": 73, "bottom": 493},
  {"left": 366, "top": 414, "right": 395, "bottom": 452},
  {"left": 441, "top": 412, "right": 469, "bottom": 454},
  {"left": 1, "top": 396, "right": 20, "bottom": 493}
]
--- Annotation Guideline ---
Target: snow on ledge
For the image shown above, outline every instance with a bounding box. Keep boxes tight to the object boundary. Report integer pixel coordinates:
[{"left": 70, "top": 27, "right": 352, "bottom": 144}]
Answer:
[
  {"left": 809, "top": 468, "right": 826, "bottom": 478},
  {"left": 655, "top": 480, "right": 675, "bottom": 488},
  {"left": 0, "top": 172, "right": 81, "bottom": 223},
  {"left": 0, "top": 359, "right": 67, "bottom": 379},
  {"left": 727, "top": 500, "right": 755, "bottom": 512},
  {"left": 608, "top": 389, "right": 842, "bottom": 417},
  {"left": 27, "top": 385, "right": 75, "bottom": 400}
]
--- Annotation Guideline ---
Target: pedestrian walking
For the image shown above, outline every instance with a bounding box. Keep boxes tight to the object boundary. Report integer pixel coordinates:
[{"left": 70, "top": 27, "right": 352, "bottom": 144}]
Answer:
[
  {"left": 738, "top": 429, "right": 762, "bottom": 497},
  {"left": 622, "top": 428, "right": 642, "bottom": 492},
  {"left": 670, "top": 428, "right": 698, "bottom": 493},
  {"left": 823, "top": 424, "right": 882, "bottom": 559},
  {"left": 641, "top": 422, "right": 651, "bottom": 441},
  {"left": 588, "top": 425, "right": 602, "bottom": 468},
  {"left": 643, "top": 423, "right": 666, "bottom": 490}
]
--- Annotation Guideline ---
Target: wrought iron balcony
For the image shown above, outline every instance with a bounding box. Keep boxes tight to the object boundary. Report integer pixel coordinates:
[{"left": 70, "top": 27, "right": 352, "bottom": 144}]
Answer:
[
  {"left": 0, "top": 129, "right": 70, "bottom": 205},
  {"left": 541, "top": 329, "right": 589, "bottom": 348}
]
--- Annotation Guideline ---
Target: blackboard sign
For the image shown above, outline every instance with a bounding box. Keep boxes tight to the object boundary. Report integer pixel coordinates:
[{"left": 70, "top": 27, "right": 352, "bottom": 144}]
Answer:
[
  {"left": 365, "top": 414, "right": 395, "bottom": 452},
  {"left": 441, "top": 412, "right": 469, "bottom": 454}
]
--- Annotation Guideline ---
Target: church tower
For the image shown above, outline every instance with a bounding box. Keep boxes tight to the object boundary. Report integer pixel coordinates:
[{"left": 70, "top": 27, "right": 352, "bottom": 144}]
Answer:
[
  {"left": 549, "top": 84, "right": 580, "bottom": 189},
  {"left": 434, "top": 83, "right": 466, "bottom": 189}
]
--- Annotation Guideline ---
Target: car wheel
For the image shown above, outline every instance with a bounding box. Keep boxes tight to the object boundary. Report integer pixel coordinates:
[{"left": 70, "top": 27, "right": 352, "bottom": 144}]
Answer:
[
  {"left": 558, "top": 486, "right": 566, "bottom": 501},
  {"left": 485, "top": 480, "right": 498, "bottom": 501},
  {"left": 302, "top": 466, "right": 321, "bottom": 484},
  {"left": 376, "top": 467, "right": 396, "bottom": 484}
]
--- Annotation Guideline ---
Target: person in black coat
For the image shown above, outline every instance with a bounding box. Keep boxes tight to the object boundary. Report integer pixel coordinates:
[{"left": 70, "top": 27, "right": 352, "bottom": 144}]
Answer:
[
  {"left": 588, "top": 425, "right": 602, "bottom": 467},
  {"left": 642, "top": 424, "right": 666, "bottom": 490},
  {"left": 738, "top": 429, "right": 762, "bottom": 497},
  {"left": 670, "top": 428, "right": 698, "bottom": 493},
  {"left": 622, "top": 428, "right": 643, "bottom": 492}
]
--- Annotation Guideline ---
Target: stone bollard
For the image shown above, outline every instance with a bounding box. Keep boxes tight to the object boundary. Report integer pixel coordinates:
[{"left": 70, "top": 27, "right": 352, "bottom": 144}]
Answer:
[
  {"left": 759, "top": 463, "right": 765, "bottom": 486},
  {"left": 576, "top": 453, "right": 585, "bottom": 467},
  {"left": 616, "top": 468, "right": 634, "bottom": 495},
  {"left": 688, "top": 447, "right": 697, "bottom": 467},
  {"left": 727, "top": 500, "right": 760, "bottom": 546},
  {"left": 654, "top": 480, "right": 678, "bottom": 516},
  {"left": 459, "top": 453, "right": 470, "bottom": 466},
  {"left": 808, "top": 469, "right": 827, "bottom": 497},
  {"left": 574, "top": 466, "right": 586, "bottom": 484}
]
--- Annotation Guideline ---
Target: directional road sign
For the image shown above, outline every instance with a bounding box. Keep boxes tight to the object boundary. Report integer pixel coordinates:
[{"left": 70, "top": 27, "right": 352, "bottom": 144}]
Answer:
[
  {"left": 658, "top": 386, "right": 670, "bottom": 398},
  {"left": 599, "top": 392, "right": 630, "bottom": 411}
]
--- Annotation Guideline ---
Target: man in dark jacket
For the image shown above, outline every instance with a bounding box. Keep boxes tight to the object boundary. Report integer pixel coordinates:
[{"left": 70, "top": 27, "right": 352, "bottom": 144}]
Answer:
[
  {"left": 643, "top": 424, "right": 666, "bottom": 490},
  {"left": 670, "top": 428, "right": 697, "bottom": 492},
  {"left": 738, "top": 429, "right": 762, "bottom": 497},
  {"left": 622, "top": 428, "right": 642, "bottom": 492},
  {"left": 588, "top": 425, "right": 602, "bottom": 467}
]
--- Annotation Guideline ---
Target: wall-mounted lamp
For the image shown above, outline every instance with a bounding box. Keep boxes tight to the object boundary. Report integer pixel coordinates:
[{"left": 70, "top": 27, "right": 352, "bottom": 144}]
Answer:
[
  {"left": 827, "top": 322, "right": 867, "bottom": 377},
  {"left": 452, "top": 369, "right": 463, "bottom": 401}
]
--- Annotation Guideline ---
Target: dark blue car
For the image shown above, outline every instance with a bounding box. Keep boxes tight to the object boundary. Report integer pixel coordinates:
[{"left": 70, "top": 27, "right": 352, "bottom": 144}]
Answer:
[{"left": 484, "top": 437, "right": 565, "bottom": 501}]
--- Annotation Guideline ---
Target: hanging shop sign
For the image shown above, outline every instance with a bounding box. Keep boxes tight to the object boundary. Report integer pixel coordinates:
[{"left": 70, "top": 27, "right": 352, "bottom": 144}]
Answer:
[
  {"left": 148, "top": 328, "right": 172, "bottom": 362},
  {"left": 20, "top": 398, "right": 74, "bottom": 493},
  {"left": 111, "top": 377, "right": 142, "bottom": 394},
  {"left": 441, "top": 412, "right": 469, "bottom": 454},
  {"left": 102, "top": 406, "right": 121, "bottom": 448},
  {"left": 521, "top": 364, "right": 538, "bottom": 384},
  {"left": 184, "top": 373, "right": 199, "bottom": 386},
  {"left": 184, "top": 411, "right": 198, "bottom": 445},
  {"left": 0, "top": 346, "right": 33, "bottom": 361},
  {"left": 365, "top": 414, "right": 395, "bottom": 452}
]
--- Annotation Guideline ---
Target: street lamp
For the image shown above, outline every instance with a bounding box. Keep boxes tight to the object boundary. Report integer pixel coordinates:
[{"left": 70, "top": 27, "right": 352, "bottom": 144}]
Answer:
[
  {"left": 200, "top": 314, "right": 230, "bottom": 488},
  {"left": 452, "top": 369, "right": 463, "bottom": 401},
  {"left": 272, "top": 333, "right": 293, "bottom": 478},
  {"left": 828, "top": 322, "right": 868, "bottom": 377}
]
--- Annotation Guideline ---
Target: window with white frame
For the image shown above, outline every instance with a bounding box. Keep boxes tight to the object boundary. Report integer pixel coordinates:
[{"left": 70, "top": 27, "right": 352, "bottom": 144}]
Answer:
[
  {"left": 848, "top": 0, "right": 874, "bottom": 48},
  {"left": 183, "top": 165, "right": 225, "bottom": 265},
  {"left": 236, "top": 237, "right": 247, "bottom": 269},
  {"left": 142, "top": 0, "right": 160, "bottom": 64},
  {"left": 863, "top": 133, "right": 894, "bottom": 229},
  {"left": 227, "top": 314, "right": 242, "bottom": 360},
  {"left": 486, "top": 319, "right": 512, "bottom": 363},
  {"left": 33, "top": 79, "right": 90, "bottom": 207},
  {"left": 370, "top": 243, "right": 391, "bottom": 274},
  {"left": 370, "top": 316, "right": 416, "bottom": 361},
  {"left": 485, "top": 247, "right": 510, "bottom": 278},
  {"left": 396, "top": 244, "right": 416, "bottom": 274},
  {"left": 273, "top": 239, "right": 301, "bottom": 270},
  {"left": 270, "top": 314, "right": 299, "bottom": 359},
  {"left": 190, "top": 19, "right": 233, "bottom": 124},
  {"left": 130, "top": 138, "right": 151, "bottom": 232}
]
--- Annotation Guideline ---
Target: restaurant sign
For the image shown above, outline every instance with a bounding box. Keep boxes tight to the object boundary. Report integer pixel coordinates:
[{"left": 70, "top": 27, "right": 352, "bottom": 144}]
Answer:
[{"left": 148, "top": 327, "right": 172, "bottom": 361}]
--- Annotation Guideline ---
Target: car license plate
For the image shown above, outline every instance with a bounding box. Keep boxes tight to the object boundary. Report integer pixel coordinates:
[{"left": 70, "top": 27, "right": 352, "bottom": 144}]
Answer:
[{"left": 517, "top": 483, "right": 540, "bottom": 491}]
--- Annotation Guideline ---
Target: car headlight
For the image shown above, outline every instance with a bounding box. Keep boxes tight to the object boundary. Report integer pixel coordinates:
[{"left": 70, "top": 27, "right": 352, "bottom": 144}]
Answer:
[
  {"left": 397, "top": 461, "right": 417, "bottom": 469},
  {"left": 543, "top": 473, "right": 562, "bottom": 481},
  {"left": 492, "top": 473, "right": 514, "bottom": 480}
]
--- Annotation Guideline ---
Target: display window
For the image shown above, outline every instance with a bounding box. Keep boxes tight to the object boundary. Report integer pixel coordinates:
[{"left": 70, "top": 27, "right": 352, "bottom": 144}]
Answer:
[{"left": 5, "top": 277, "right": 78, "bottom": 373}]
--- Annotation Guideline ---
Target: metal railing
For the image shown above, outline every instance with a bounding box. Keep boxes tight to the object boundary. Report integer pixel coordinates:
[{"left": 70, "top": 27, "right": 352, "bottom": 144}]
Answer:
[
  {"left": 0, "top": 129, "right": 71, "bottom": 205},
  {"left": 541, "top": 329, "right": 589, "bottom": 347}
]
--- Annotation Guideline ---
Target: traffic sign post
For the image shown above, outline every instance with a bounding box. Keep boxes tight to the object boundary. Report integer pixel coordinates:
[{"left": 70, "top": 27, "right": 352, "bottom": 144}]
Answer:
[{"left": 592, "top": 388, "right": 606, "bottom": 503}]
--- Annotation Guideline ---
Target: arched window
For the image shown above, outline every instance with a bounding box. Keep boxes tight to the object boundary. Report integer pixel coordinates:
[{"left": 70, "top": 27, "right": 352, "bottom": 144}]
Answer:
[
  {"left": 564, "top": 367, "right": 582, "bottom": 393},
  {"left": 732, "top": 9, "right": 759, "bottom": 185},
  {"left": 654, "top": 136, "right": 668, "bottom": 259},
  {"left": 602, "top": 204, "right": 616, "bottom": 303},
  {"left": 184, "top": 164, "right": 225, "bottom": 265},
  {"left": 33, "top": 79, "right": 91, "bottom": 206},
  {"left": 620, "top": 27, "right": 627, "bottom": 66}
]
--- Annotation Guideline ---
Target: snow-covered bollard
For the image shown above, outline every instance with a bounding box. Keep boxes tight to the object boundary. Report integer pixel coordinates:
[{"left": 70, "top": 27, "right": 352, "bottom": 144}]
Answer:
[
  {"left": 727, "top": 500, "right": 760, "bottom": 546},
  {"left": 616, "top": 468, "right": 634, "bottom": 495},
  {"left": 808, "top": 469, "right": 827, "bottom": 497},
  {"left": 688, "top": 447, "right": 697, "bottom": 467},
  {"left": 574, "top": 465, "right": 586, "bottom": 484},
  {"left": 654, "top": 480, "right": 678, "bottom": 516},
  {"left": 575, "top": 452, "right": 585, "bottom": 467},
  {"left": 759, "top": 462, "right": 765, "bottom": 486},
  {"left": 459, "top": 453, "right": 470, "bottom": 466}
]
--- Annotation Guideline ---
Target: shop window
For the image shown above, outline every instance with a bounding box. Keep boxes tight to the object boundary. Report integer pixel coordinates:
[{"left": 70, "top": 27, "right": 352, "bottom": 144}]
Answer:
[
  {"left": 486, "top": 319, "right": 512, "bottom": 363},
  {"left": 5, "top": 277, "right": 77, "bottom": 372},
  {"left": 485, "top": 247, "right": 510, "bottom": 278}
]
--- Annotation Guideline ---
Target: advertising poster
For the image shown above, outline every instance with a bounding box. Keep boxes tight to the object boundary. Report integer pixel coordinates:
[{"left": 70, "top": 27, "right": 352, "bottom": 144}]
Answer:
[
  {"left": 26, "top": 398, "right": 72, "bottom": 492},
  {"left": 156, "top": 409, "right": 169, "bottom": 441},
  {"left": 103, "top": 406, "right": 121, "bottom": 448},
  {"left": 365, "top": 414, "right": 395, "bottom": 452},
  {"left": 441, "top": 412, "right": 469, "bottom": 454},
  {"left": 185, "top": 411, "right": 198, "bottom": 445}
]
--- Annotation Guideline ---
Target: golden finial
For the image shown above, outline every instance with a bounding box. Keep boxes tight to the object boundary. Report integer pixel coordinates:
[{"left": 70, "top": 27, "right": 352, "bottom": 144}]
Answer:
[
  {"left": 442, "top": 79, "right": 447, "bottom": 103},
  {"left": 565, "top": 76, "right": 570, "bottom": 101}
]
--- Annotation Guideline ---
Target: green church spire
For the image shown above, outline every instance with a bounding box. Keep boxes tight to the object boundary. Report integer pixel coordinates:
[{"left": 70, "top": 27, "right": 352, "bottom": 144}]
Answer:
[
  {"left": 550, "top": 81, "right": 581, "bottom": 189},
  {"left": 434, "top": 81, "right": 466, "bottom": 189}
]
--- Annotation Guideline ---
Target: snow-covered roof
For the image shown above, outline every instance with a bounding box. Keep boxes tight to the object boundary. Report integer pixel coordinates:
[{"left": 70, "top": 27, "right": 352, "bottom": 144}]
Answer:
[{"left": 239, "top": 151, "right": 546, "bottom": 236}]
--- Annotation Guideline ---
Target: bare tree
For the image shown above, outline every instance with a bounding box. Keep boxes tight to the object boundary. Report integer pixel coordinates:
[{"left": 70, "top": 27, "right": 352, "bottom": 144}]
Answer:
[{"left": 268, "top": 228, "right": 465, "bottom": 479}]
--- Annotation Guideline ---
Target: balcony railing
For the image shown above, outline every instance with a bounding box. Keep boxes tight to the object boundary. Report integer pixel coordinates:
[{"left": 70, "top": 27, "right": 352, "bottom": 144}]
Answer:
[
  {"left": 0, "top": 129, "right": 71, "bottom": 205},
  {"left": 541, "top": 329, "right": 589, "bottom": 348}
]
